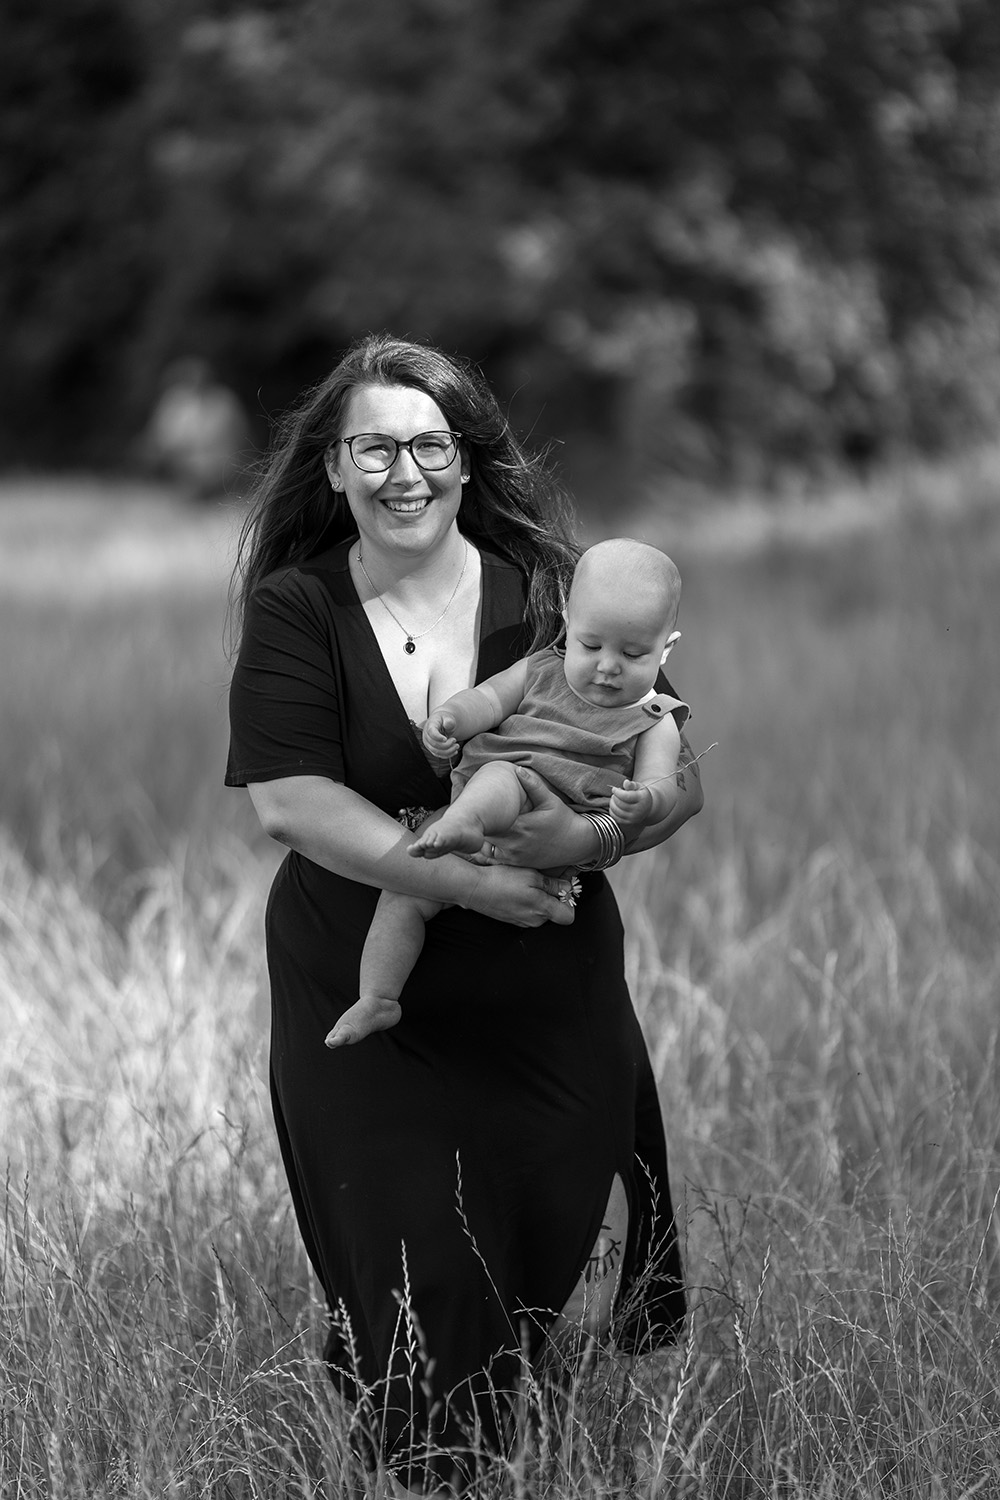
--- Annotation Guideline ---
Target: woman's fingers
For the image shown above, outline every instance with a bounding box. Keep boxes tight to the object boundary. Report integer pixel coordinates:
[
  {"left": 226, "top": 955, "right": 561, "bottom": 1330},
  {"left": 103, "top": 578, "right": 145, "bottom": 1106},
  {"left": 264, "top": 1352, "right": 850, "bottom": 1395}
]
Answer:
[
  {"left": 515, "top": 764, "right": 562, "bottom": 809},
  {"left": 471, "top": 865, "right": 575, "bottom": 927},
  {"left": 540, "top": 873, "right": 576, "bottom": 924}
]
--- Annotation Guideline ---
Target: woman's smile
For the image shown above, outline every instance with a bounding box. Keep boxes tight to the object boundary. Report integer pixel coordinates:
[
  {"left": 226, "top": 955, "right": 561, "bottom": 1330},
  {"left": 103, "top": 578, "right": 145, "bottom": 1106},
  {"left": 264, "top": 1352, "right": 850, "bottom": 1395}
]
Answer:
[{"left": 381, "top": 493, "right": 431, "bottom": 514}]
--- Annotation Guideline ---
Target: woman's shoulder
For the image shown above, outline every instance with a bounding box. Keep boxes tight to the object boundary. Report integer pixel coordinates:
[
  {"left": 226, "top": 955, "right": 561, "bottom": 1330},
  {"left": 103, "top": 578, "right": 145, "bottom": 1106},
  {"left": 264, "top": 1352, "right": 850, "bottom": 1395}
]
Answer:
[
  {"left": 477, "top": 544, "right": 529, "bottom": 607},
  {"left": 253, "top": 540, "right": 354, "bottom": 607},
  {"left": 478, "top": 544, "right": 522, "bottom": 573},
  {"left": 473, "top": 544, "right": 532, "bottom": 678},
  {"left": 478, "top": 545, "right": 525, "bottom": 586}
]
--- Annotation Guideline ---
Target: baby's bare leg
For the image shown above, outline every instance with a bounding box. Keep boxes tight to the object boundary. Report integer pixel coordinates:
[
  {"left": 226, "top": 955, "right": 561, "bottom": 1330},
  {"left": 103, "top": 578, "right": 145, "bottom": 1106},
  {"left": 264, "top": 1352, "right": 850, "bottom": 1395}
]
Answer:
[
  {"left": 325, "top": 891, "right": 442, "bottom": 1048},
  {"left": 408, "top": 762, "right": 529, "bottom": 859}
]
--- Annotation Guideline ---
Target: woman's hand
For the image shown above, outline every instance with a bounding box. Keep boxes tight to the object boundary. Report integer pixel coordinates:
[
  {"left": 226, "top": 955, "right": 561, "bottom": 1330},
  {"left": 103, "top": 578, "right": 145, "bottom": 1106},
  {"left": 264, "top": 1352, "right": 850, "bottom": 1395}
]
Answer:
[
  {"left": 487, "top": 766, "right": 595, "bottom": 870},
  {"left": 465, "top": 862, "right": 576, "bottom": 928}
]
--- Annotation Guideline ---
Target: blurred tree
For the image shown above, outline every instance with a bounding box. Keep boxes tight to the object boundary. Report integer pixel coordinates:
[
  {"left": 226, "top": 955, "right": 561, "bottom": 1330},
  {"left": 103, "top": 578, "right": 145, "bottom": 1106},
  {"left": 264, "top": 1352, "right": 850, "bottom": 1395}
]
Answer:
[
  {"left": 507, "top": 0, "right": 1000, "bottom": 477},
  {"left": 3, "top": 0, "right": 1000, "bottom": 481},
  {"left": 0, "top": 0, "right": 153, "bottom": 463}
]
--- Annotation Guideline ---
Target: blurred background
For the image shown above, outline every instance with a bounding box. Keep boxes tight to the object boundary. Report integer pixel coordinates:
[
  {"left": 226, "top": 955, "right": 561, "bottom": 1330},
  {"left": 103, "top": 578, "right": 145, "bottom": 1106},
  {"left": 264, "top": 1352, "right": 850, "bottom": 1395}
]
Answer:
[{"left": 5, "top": 0, "right": 1000, "bottom": 503}]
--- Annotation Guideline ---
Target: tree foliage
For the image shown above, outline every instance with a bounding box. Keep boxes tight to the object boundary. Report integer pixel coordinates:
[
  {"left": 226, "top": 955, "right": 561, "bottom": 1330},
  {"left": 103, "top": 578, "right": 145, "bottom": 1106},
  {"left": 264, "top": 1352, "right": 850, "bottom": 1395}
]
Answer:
[{"left": 3, "top": 0, "right": 1000, "bottom": 477}]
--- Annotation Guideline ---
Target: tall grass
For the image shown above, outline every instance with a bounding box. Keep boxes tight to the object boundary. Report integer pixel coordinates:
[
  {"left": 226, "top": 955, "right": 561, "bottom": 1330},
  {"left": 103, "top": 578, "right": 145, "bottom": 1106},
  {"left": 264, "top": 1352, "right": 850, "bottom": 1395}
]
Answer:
[{"left": 2, "top": 470, "right": 998, "bottom": 1495}]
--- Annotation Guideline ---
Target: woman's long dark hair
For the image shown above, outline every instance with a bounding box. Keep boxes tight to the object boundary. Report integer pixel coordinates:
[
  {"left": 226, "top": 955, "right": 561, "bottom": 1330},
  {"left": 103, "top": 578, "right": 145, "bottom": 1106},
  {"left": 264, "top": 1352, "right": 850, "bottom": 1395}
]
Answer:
[{"left": 229, "top": 333, "right": 579, "bottom": 653}]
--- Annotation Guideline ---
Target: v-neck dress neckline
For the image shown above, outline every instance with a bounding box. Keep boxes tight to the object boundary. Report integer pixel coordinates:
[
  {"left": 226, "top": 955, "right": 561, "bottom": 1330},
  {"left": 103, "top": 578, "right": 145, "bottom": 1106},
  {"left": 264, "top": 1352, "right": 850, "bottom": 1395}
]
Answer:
[{"left": 340, "top": 537, "right": 484, "bottom": 781}]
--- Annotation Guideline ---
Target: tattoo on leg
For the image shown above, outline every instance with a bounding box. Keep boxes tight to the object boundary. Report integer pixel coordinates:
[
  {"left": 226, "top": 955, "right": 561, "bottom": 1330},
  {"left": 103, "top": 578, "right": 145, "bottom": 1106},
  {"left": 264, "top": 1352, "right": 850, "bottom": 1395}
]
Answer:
[{"left": 583, "top": 1224, "right": 623, "bottom": 1285}]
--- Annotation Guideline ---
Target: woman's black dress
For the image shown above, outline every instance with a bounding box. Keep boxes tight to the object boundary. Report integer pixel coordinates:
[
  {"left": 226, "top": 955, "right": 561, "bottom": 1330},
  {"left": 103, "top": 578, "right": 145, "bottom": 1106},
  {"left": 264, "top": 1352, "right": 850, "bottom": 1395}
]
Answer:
[{"left": 226, "top": 539, "right": 685, "bottom": 1480}]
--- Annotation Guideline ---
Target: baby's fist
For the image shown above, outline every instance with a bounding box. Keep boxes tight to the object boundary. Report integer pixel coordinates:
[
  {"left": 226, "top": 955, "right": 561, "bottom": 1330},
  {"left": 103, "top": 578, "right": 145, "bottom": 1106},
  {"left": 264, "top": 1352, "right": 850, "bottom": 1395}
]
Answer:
[
  {"left": 609, "top": 779, "right": 653, "bottom": 828},
  {"left": 422, "top": 711, "right": 460, "bottom": 758}
]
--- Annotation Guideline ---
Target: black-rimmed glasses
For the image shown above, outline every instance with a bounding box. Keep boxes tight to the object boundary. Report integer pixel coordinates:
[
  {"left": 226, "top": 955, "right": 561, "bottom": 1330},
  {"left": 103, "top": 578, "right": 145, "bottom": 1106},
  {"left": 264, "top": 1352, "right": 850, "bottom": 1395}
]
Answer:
[{"left": 337, "top": 431, "right": 461, "bottom": 474}]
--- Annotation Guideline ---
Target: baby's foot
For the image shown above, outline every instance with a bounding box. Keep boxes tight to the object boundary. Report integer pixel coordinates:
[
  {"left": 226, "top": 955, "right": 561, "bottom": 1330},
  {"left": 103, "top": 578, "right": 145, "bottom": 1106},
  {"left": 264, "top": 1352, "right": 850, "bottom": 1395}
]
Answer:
[
  {"left": 325, "top": 995, "right": 402, "bottom": 1048},
  {"left": 408, "top": 809, "right": 487, "bottom": 859}
]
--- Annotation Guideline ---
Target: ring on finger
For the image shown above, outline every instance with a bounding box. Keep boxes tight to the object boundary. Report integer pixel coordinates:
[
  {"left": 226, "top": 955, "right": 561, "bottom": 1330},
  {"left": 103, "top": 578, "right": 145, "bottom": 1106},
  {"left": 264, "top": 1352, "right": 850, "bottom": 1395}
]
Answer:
[{"left": 489, "top": 843, "right": 498, "bottom": 862}]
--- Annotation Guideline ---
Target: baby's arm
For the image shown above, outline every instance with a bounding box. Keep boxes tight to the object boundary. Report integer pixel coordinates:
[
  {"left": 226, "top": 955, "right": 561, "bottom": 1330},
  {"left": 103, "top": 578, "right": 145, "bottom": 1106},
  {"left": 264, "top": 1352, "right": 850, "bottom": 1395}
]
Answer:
[
  {"left": 422, "top": 658, "right": 529, "bottom": 758},
  {"left": 609, "top": 715, "right": 683, "bottom": 830}
]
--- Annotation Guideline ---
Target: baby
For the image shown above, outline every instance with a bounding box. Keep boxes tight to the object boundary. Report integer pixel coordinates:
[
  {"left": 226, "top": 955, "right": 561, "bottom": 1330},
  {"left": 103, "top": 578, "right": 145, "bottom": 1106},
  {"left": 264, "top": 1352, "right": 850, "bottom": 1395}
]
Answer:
[{"left": 326, "top": 538, "right": 689, "bottom": 1049}]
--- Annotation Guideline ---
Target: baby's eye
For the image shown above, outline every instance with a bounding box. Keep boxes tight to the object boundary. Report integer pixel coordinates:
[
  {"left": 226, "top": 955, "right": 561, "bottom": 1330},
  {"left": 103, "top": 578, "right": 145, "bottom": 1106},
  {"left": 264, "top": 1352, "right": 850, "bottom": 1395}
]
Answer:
[
  {"left": 579, "top": 642, "right": 601, "bottom": 652},
  {"left": 624, "top": 651, "right": 647, "bottom": 660}
]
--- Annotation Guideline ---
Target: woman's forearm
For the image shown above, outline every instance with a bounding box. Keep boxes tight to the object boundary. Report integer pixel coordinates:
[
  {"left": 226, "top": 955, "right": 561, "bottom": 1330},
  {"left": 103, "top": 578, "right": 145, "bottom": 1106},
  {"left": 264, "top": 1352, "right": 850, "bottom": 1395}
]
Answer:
[{"left": 248, "top": 776, "right": 484, "bottom": 907}]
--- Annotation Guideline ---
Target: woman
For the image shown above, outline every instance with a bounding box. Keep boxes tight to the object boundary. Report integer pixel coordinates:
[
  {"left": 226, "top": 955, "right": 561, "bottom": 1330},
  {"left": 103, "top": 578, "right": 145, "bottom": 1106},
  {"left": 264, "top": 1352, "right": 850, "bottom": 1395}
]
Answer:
[{"left": 226, "top": 334, "right": 702, "bottom": 1493}]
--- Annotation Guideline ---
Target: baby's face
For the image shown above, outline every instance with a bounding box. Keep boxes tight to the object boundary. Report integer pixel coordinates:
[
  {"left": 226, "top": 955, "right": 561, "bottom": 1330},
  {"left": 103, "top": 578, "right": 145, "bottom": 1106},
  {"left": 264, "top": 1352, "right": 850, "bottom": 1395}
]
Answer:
[{"left": 562, "top": 581, "right": 676, "bottom": 708}]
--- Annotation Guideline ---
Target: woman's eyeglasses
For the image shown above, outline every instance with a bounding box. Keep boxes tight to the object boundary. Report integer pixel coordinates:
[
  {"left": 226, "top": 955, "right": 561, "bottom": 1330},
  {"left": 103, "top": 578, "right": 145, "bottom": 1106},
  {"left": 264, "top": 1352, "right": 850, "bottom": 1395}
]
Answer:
[{"left": 337, "top": 431, "right": 461, "bottom": 474}]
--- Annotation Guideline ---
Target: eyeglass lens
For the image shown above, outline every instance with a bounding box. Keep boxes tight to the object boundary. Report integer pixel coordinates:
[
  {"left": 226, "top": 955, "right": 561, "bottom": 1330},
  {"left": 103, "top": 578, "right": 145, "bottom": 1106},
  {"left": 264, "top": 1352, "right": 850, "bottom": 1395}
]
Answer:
[{"left": 346, "top": 432, "right": 458, "bottom": 472}]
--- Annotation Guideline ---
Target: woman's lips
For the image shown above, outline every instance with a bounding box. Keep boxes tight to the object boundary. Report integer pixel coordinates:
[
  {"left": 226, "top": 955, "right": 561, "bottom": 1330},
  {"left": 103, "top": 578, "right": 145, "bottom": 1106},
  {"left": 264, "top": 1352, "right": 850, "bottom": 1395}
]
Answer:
[{"left": 382, "top": 496, "right": 430, "bottom": 514}]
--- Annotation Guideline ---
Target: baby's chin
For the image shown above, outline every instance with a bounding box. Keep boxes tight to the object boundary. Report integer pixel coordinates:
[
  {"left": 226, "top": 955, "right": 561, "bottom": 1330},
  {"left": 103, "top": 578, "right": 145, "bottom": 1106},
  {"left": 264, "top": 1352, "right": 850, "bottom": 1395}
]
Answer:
[{"left": 572, "top": 681, "right": 647, "bottom": 708}]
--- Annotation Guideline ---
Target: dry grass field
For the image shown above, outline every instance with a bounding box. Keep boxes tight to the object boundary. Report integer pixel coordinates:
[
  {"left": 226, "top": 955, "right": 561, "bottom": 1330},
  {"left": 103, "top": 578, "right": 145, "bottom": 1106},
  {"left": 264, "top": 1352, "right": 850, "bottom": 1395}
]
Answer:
[{"left": 1, "top": 462, "right": 998, "bottom": 1497}]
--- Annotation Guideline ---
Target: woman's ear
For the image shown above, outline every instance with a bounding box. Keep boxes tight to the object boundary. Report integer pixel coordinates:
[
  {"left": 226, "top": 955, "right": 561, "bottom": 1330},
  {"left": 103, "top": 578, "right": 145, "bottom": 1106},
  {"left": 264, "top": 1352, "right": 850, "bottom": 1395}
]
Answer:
[
  {"left": 324, "top": 449, "right": 343, "bottom": 490},
  {"left": 660, "top": 629, "right": 682, "bottom": 664}
]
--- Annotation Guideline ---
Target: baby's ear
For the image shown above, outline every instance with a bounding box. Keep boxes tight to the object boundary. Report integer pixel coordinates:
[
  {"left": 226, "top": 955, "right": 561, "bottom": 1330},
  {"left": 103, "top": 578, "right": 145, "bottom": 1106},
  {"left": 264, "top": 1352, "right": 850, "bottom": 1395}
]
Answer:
[{"left": 660, "top": 630, "right": 681, "bottom": 664}]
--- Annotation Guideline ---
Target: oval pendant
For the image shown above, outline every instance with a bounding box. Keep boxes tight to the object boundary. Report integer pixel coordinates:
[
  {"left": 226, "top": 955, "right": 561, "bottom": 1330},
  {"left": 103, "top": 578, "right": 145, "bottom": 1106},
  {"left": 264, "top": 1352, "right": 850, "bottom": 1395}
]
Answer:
[{"left": 404, "top": 639, "right": 416, "bottom": 654}]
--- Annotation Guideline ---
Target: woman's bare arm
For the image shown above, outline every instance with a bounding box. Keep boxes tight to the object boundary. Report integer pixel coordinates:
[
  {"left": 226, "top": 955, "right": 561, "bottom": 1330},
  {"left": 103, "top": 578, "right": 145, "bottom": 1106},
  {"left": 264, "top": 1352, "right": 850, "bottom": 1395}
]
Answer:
[{"left": 248, "top": 775, "right": 573, "bottom": 927}]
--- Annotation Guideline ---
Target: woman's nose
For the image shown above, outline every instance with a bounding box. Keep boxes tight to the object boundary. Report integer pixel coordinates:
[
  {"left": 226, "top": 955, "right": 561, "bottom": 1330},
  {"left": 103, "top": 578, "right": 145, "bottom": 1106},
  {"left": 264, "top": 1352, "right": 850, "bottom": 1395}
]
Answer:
[{"left": 388, "top": 447, "right": 422, "bottom": 483}]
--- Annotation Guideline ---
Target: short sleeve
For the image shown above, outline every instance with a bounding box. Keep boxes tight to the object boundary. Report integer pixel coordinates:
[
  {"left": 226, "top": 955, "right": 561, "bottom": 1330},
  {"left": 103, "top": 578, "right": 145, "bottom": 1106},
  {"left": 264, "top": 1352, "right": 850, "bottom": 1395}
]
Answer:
[
  {"left": 225, "top": 571, "right": 345, "bottom": 787},
  {"left": 642, "top": 693, "right": 690, "bottom": 733}
]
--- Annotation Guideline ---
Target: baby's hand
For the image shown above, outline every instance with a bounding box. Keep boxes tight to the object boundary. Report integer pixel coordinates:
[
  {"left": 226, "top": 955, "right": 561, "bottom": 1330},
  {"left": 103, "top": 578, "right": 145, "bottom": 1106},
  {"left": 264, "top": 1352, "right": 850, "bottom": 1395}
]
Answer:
[
  {"left": 609, "top": 779, "right": 653, "bottom": 828},
  {"left": 422, "top": 710, "right": 460, "bottom": 759}
]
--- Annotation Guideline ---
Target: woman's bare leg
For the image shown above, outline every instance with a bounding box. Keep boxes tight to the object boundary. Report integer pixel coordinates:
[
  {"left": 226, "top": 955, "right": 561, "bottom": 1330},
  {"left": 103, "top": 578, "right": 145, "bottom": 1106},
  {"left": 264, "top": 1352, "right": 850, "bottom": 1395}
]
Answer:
[
  {"left": 325, "top": 891, "right": 443, "bottom": 1047},
  {"left": 538, "top": 1173, "right": 629, "bottom": 1375},
  {"left": 408, "top": 762, "right": 529, "bottom": 859}
]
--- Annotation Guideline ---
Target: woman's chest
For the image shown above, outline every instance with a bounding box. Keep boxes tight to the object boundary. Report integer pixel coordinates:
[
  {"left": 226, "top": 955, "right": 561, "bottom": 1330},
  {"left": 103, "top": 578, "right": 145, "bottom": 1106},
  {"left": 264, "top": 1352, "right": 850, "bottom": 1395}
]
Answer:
[{"left": 363, "top": 598, "right": 481, "bottom": 724}]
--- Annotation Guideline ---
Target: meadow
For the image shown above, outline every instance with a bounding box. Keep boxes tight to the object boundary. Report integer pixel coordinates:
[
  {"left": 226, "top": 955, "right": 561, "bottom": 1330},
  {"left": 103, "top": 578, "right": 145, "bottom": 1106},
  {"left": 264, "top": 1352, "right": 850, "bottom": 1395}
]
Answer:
[{"left": 1, "top": 462, "right": 998, "bottom": 1497}]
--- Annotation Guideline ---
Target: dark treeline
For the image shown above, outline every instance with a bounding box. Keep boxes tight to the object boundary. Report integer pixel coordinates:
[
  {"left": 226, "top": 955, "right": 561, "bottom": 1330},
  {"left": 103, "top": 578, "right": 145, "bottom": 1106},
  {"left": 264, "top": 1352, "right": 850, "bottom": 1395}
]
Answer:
[{"left": 3, "top": 0, "right": 1000, "bottom": 488}]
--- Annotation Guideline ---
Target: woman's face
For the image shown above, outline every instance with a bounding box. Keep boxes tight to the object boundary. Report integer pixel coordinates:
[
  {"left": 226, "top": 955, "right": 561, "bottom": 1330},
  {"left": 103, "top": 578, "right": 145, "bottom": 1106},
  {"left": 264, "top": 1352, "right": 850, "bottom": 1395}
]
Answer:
[{"left": 326, "top": 384, "right": 466, "bottom": 560}]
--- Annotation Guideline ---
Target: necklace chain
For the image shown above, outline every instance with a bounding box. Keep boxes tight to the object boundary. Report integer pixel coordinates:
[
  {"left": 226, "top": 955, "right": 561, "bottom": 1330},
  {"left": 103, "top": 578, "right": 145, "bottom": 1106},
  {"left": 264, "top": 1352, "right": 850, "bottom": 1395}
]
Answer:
[{"left": 356, "top": 540, "right": 469, "bottom": 654}]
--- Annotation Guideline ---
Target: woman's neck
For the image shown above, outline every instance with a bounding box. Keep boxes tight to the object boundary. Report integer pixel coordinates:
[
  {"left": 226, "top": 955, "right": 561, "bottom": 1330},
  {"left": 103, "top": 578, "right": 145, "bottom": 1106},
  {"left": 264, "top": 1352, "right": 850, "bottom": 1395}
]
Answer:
[{"left": 354, "top": 525, "right": 467, "bottom": 602}]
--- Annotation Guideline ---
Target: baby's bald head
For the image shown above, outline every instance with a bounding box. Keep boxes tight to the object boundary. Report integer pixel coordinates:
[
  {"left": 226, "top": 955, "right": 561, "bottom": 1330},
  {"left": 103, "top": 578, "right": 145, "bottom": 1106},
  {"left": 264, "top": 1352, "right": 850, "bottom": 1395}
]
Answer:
[{"left": 568, "top": 538, "right": 681, "bottom": 633}]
